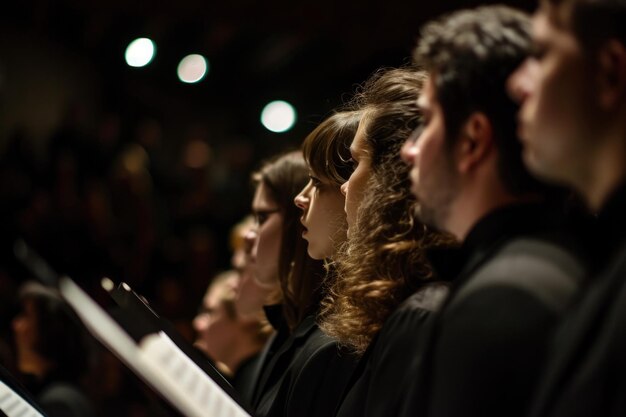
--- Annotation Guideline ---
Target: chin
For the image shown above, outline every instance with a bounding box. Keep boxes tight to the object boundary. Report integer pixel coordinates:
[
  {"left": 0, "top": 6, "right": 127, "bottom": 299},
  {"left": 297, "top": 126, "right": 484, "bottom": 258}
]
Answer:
[
  {"left": 307, "top": 249, "right": 324, "bottom": 261},
  {"left": 523, "top": 150, "right": 551, "bottom": 179}
]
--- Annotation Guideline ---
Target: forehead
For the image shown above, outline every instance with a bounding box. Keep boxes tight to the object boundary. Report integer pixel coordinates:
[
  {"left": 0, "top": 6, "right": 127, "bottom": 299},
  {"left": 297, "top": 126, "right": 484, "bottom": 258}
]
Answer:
[
  {"left": 252, "top": 182, "right": 276, "bottom": 208},
  {"left": 533, "top": 4, "right": 582, "bottom": 54},
  {"left": 204, "top": 288, "right": 220, "bottom": 308},
  {"left": 351, "top": 117, "right": 370, "bottom": 154},
  {"left": 538, "top": 0, "right": 572, "bottom": 29},
  {"left": 535, "top": 0, "right": 576, "bottom": 39},
  {"left": 417, "top": 75, "right": 437, "bottom": 108}
]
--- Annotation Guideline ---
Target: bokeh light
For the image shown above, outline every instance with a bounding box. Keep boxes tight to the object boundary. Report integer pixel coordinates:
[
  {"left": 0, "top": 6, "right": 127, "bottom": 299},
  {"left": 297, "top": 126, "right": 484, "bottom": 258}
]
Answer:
[
  {"left": 177, "top": 54, "right": 209, "bottom": 83},
  {"left": 125, "top": 38, "right": 156, "bottom": 68},
  {"left": 260, "top": 100, "right": 297, "bottom": 133}
]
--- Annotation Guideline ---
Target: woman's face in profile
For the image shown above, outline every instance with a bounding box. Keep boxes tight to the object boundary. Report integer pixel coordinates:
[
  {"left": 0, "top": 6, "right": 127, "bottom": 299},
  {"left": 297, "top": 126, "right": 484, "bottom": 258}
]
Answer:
[
  {"left": 294, "top": 173, "right": 346, "bottom": 260},
  {"left": 340, "top": 119, "right": 372, "bottom": 235},
  {"left": 250, "top": 182, "right": 283, "bottom": 288}
]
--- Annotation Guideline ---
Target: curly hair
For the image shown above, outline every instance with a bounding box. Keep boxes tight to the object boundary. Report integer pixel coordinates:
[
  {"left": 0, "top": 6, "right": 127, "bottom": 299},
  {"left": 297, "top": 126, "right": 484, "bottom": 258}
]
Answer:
[
  {"left": 253, "top": 151, "right": 325, "bottom": 331},
  {"left": 320, "top": 68, "right": 456, "bottom": 354}
]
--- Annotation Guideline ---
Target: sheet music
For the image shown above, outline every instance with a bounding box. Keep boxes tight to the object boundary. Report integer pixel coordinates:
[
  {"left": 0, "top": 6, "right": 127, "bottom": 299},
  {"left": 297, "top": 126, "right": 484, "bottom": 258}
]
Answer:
[
  {"left": 58, "top": 277, "right": 251, "bottom": 417},
  {"left": 141, "top": 333, "right": 249, "bottom": 417},
  {"left": 0, "top": 381, "right": 45, "bottom": 417}
]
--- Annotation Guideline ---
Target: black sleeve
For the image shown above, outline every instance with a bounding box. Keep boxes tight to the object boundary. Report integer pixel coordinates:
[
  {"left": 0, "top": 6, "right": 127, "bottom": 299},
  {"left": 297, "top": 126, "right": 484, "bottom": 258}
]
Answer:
[
  {"left": 285, "top": 339, "right": 357, "bottom": 417},
  {"left": 428, "top": 286, "right": 559, "bottom": 417},
  {"left": 363, "top": 308, "right": 432, "bottom": 417}
]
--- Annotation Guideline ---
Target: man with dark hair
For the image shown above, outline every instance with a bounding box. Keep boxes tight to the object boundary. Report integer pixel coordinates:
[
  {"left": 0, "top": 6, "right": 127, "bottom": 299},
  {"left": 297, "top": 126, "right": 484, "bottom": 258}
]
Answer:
[
  {"left": 508, "top": 0, "right": 626, "bottom": 416},
  {"left": 400, "top": 6, "right": 589, "bottom": 417}
]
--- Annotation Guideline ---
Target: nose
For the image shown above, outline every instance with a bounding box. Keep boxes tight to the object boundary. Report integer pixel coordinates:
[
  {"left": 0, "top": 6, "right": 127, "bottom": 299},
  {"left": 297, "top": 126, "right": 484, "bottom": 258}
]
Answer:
[
  {"left": 193, "top": 314, "right": 209, "bottom": 332},
  {"left": 243, "top": 228, "right": 258, "bottom": 256},
  {"left": 507, "top": 58, "right": 536, "bottom": 104},
  {"left": 294, "top": 184, "right": 310, "bottom": 210},
  {"left": 401, "top": 137, "right": 418, "bottom": 165},
  {"left": 340, "top": 181, "right": 348, "bottom": 197},
  {"left": 12, "top": 316, "right": 24, "bottom": 332}
]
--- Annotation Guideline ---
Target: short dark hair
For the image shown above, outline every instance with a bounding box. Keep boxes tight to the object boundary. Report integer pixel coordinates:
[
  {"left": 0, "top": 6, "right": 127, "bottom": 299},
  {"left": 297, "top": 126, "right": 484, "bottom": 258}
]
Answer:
[
  {"left": 546, "top": 0, "right": 626, "bottom": 53},
  {"left": 414, "top": 6, "right": 545, "bottom": 196}
]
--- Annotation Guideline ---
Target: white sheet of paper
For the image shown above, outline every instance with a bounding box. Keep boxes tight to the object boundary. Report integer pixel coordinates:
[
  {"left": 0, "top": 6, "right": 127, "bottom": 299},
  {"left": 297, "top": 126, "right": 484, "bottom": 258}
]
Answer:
[
  {"left": 0, "top": 381, "right": 45, "bottom": 417},
  {"left": 59, "top": 277, "right": 251, "bottom": 417}
]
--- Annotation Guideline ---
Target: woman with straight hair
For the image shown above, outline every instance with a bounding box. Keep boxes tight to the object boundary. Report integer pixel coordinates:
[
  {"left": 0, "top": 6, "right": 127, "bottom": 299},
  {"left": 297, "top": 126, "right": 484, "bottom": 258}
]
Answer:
[
  {"left": 247, "top": 150, "right": 357, "bottom": 417},
  {"left": 294, "top": 110, "right": 361, "bottom": 261}
]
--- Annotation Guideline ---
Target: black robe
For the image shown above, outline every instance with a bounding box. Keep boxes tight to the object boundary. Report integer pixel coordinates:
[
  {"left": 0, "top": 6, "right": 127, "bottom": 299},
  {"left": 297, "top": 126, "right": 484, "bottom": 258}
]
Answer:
[{"left": 528, "top": 184, "right": 626, "bottom": 417}]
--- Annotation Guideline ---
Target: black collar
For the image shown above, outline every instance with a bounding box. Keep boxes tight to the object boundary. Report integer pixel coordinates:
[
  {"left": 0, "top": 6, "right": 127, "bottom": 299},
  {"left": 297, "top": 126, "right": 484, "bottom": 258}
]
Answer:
[
  {"left": 598, "top": 182, "right": 626, "bottom": 246},
  {"left": 427, "top": 202, "right": 565, "bottom": 284},
  {"left": 463, "top": 202, "right": 559, "bottom": 252},
  {"left": 263, "top": 304, "right": 286, "bottom": 331}
]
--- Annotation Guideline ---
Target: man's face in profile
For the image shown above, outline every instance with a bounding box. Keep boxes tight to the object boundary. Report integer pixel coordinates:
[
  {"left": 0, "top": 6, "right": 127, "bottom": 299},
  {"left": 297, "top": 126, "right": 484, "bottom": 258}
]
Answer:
[
  {"left": 508, "top": 1, "right": 597, "bottom": 190},
  {"left": 402, "top": 75, "right": 459, "bottom": 234}
]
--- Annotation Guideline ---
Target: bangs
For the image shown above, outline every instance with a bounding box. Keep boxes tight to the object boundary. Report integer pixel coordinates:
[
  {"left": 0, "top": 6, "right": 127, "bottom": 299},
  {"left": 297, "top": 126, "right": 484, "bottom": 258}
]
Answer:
[{"left": 302, "top": 111, "right": 361, "bottom": 186}]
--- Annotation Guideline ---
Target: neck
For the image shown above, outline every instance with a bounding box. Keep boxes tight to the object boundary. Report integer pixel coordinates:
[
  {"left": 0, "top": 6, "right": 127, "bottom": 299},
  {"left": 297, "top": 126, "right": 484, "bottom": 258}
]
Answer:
[
  {"left": 447, "top": 169, "right": 539, "bottom": 241},
  {"left": 584, "top": 133, "right": 626, "bottom": 211},
  {"left": 219, "top": 336, "right": 263, "bottom": 375},
  {"left": 16, "top": 350, "right": 53, "bottom": 380}
]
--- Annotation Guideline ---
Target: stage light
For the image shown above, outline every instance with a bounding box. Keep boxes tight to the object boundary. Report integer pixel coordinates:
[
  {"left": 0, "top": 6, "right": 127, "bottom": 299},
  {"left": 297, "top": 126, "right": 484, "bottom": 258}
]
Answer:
[
  {"left": 125, "top": 38, "right": 156, "bottom": 68},
  {"left": 261, "top": 100, "right": 297, "bottom": 133},
  {"left": 177, "top": 54, "right": 209, "bottom": 83}
]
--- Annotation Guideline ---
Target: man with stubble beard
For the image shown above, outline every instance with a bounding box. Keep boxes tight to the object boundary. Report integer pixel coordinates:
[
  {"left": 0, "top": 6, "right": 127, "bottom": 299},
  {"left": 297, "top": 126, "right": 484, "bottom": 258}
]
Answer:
[
  {"left": 508, "top": 0, "right": 626, "bottom": 415},
  {"left": 400, "top": 6, "right": 591, "bottom": 417}
]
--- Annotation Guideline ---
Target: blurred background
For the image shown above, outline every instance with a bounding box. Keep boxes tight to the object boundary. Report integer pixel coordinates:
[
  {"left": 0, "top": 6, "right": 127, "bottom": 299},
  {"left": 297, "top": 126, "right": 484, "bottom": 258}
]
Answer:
[{"left": 0, "top": 0, "right": 533, "bottom": 415}]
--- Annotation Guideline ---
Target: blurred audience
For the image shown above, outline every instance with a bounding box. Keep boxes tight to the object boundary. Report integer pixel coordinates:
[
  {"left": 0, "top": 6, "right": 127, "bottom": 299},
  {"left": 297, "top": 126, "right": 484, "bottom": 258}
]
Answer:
[{"left": 12, "top": 281, "right": 95, "bottom": 417}]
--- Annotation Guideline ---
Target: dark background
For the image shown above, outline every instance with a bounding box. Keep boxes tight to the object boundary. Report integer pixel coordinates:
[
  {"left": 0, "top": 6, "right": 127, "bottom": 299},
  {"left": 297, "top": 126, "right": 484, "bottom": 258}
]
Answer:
[{"left": 0, "top": 1, "right": 534, "bottom": 414}]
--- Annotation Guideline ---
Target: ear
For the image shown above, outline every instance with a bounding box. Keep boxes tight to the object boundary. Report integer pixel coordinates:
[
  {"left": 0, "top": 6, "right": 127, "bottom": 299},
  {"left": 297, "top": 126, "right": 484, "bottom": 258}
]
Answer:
[
  {"left": 597, "top": 39, "right": 626, "bottom": 109},
  {"left": 456, "top": 112, "right": 493, "bottom": 174}
]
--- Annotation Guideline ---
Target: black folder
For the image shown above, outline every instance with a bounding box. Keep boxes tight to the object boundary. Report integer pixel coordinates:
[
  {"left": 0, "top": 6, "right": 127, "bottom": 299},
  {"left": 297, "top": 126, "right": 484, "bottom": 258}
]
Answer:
[{"left": 14, "top": 240, "right": 253, "bottom": 417}]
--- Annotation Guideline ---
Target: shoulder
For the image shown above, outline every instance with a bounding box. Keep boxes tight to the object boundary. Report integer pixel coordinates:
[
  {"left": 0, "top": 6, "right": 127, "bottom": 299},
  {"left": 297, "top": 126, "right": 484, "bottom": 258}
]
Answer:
[
  {"left": 287, "top": 320, "right": 355, "bottom": 375},
  {"left": 453, "top": 236, "right": 585, "bottom": 314},
  {"left": 39, "top": 382, "right": 94, "bottom": 417},
  {"left": 378, "top": 282, "right": 448, "bottom": 340},
  {"left": 285, "top": 327, "right": 358, "bottom": 417}
]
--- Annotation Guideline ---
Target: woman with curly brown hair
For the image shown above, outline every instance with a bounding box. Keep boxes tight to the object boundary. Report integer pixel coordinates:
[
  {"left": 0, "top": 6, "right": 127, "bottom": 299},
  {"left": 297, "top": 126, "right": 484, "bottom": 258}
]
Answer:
[
  {"left": 249, "top": 149, "right": 357, "bottom": 417},
  {"left": 319, "top": 68, "right": 457, "bottom": 417}
]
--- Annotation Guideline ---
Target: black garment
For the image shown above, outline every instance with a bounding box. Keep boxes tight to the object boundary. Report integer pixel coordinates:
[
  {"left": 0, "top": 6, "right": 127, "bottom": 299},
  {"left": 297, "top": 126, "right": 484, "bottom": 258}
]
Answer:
[
  {"left": 253, "top": 313, "right": 358, "bottom": 417},
  {"left": 37, "top": 382, "right": 94, "bottom": 417},
  {"left": 21, "top": 373, "right": 94, "bottom": 417},
  {"left": 231, "top": 352, "right": 262, "bottom": 403},
  {"left": 335, "top": 283, "right": 448, "bottom": 417},
  {"left": 404, "top": 203, "right": 589, "bottom": 417},
  {"left": 246, "top": 304, "right": 290, "bottom": 406},
  {"left": 528, "top": 184, "right": 626, "bottom": 417}
]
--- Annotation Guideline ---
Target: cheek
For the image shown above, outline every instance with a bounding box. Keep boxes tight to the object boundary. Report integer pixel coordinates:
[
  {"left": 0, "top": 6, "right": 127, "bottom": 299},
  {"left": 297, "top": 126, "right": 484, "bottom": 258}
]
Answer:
[
  {"left": 350, "top": 167, "right": 368, "bottom": 202},
  {"left": 416, "top": 134, "right": 438, "bottom": 173},
  {"left": 257, "top": 220, "right": 282, "bottom": 270}
]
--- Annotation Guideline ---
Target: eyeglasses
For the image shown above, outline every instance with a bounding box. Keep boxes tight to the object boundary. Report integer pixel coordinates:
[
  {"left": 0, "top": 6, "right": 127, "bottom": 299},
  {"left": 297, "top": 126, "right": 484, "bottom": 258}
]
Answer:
[{"left": 253, "top": 208, "right": 280, "bottom": 225}]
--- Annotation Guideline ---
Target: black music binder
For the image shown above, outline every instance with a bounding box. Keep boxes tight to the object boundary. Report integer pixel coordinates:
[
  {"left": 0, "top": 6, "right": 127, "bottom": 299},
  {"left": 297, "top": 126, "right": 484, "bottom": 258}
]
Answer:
[
  {"left": 14, "top": 240, "right": 252, "bottom": 417},
  {"left": 106, "top": 280, "right": 252, "bottom": 412}
]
